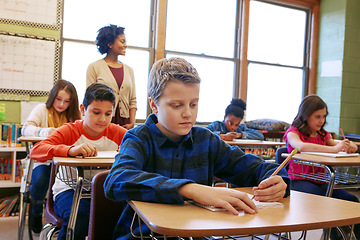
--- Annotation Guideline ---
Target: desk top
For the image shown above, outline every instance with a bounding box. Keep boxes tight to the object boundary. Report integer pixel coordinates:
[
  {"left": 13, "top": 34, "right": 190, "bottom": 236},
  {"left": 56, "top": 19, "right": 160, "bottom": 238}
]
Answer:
[
  {"left": 18, "top": 136, "right": 46, "bottom": 142},
  {"left": 53, "top": 156, "right": 115, "bottom": 167},
  {"left": 129, "top": 188, "right": 360, "bottom": 237},
  {"left": 225, "top": 140, "right": 286, "bottom": 146},
  {"left": 285, "top": 153, "right": 360, "bottom": 166}
]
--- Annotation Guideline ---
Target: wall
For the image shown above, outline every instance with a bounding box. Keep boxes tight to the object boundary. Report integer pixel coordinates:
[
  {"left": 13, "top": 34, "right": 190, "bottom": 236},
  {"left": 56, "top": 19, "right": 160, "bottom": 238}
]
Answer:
[
  {"left": 317, "top": 0, "right": 360, "bottom": 136},
  {"left": 0, "top": 23, "right": 59, "bottom": 124}
]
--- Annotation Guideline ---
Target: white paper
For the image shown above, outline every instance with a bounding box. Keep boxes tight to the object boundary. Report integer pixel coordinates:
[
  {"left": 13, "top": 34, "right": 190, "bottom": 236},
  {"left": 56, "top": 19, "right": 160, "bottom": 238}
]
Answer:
[{"left": 302, "top": 152, "right": 359, "bottom": 158}]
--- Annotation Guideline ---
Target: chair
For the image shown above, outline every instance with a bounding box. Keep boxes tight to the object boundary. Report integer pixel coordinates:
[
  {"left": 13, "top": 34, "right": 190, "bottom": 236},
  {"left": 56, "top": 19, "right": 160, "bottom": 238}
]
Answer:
[
  {"left": 87, "top": 170, "right": 125, "bottom": 240},
  {"left": 39, "top": 162, "right": 63, "bottom": 240},
  {"left": 275, "top": 147, "right": 289, "bottom": 168}
]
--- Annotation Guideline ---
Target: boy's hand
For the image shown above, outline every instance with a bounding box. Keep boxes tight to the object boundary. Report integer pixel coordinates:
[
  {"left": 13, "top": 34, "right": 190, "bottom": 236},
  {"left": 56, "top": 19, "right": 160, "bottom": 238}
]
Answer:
[
  {"left": 252, "top": 175, "right": 287, "bottom": 202},
  {"left": 179, "top": 183, "right": 257, "bottom": 215},
  {"left": 68, "top": 142, "right": 97, "bottom": 157}
]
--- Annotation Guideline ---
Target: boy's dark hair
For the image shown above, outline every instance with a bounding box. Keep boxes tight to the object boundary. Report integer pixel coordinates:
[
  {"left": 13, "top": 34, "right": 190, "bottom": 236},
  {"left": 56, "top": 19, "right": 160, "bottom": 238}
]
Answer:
[
  {"left": 292, "top": 94, "right": 328, "bottom": 140},
  {"left": 148, "top": 57, "right": 201, "bottom": 104},
  {"left": 83, "top": 83, "right": 116, "bottom": 109},
  {"left": 225, "top": 98, "right": 246, "bottom": 119},
  {"left": 96, "top": 24, "right": 125, "bottom": 55},
  {"left": 46, "top": 79, "right": 81, "bottom": 122}
]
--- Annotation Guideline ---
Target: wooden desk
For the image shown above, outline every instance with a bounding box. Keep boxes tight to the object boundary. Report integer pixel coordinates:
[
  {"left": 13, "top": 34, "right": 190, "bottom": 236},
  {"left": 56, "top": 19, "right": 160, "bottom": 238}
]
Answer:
[
  {"left": 17, "top": 136, "right": 46, "bottom": 240},
  {"left": 53, "top": 154, "right": 116, "bottom": 240},
  {"left": 225, "top": 140, "right": 285, "bottom": 147},
  {"left": 129, "top": 188, "right": 360, "bottom": 239},
  {"left": 283, "top": 153, "right": 360, "bottom": 197}
]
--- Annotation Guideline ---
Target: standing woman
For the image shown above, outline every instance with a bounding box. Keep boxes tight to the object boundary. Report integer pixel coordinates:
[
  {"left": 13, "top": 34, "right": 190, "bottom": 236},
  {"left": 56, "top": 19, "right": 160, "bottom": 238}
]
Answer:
[
  {"left": 86, "top": 24, "right": 137, "bottom": 129},
  {"left": 21, "top": 79, "right": 81, "bottom": 233}
]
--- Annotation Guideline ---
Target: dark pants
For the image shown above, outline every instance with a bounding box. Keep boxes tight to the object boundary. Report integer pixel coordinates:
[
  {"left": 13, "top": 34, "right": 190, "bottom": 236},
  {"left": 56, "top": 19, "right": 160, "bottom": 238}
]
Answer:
[
  {"left": 54, "top": 189, "right": 90, "bottom": 240},
  {"left": 30, "top": 164, "right": 51, "bottom": 216}
]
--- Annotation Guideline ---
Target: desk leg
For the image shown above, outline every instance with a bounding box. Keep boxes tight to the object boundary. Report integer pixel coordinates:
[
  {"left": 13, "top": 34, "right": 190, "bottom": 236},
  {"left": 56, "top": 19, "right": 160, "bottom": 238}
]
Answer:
[
  {"left": 18, "top": 157, "right": 34, "bottom": 240},
  {"left": 66, "top": 167, "right": 84, "bottom": 240},
  {"left": 322, "top": 165, "right": 335, "bottom": 240}
]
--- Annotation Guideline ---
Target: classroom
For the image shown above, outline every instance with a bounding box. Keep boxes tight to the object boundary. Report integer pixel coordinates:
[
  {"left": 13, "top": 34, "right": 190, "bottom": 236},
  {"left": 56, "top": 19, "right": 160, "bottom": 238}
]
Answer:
[{"left": 1, "top": 0, "right": 360, "bottom": 239}]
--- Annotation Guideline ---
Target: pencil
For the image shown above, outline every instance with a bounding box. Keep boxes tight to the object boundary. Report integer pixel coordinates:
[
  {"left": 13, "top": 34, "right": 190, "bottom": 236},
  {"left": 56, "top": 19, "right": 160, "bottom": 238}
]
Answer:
[
  {"left": 271, "top": 148, "right": 298, "bottom": 177},
  {"left": 227, "top": 121, "right": 233, "bottom": 132},
  {"left": 340, "top": 127, "right": 346, "bottom": 140},
  {"left": 252, "top": 148, "right": 298, "bottom": 200}
]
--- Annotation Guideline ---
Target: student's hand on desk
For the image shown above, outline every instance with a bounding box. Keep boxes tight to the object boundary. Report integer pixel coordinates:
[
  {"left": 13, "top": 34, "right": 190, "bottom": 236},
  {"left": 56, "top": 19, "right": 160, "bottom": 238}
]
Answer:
[
  {"left": 334, "top": 140, "right": 351, "bottom": 153},
  {"left": 252, "top": 176, "right": 287, "bottom": 202},
  {"left": 68, "top": 142, "right": 98, "bottom": 157},
  {"left": 179, "top": 183, "right": 257, "bottom": 215},
  {"left": 221, "top": 132, "right": 238, "bottom": 141}
]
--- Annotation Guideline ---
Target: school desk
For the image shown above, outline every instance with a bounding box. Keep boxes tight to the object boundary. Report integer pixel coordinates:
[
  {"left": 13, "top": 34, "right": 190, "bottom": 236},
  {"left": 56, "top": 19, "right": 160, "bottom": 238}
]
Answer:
[
  {"left": 225, "top": 139, "right": 286, "bottom": 147},
  {"left": 52, "top": 153, "right": 117, "bottom": 240},
  {"left": 282, "top": 153, "right": 360, "bottom": 197},
  {"left": 128, "top": 187, "right": 360, "bottom": 240},
  {"left": 17, "top": 136, "right": 46, "bottom": 240}
]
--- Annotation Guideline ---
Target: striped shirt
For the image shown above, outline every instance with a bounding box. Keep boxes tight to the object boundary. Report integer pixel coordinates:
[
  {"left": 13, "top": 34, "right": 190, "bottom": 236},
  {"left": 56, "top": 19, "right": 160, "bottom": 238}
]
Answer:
[{"left": 105, "top": 114, "right": 290, "bottom": 239}]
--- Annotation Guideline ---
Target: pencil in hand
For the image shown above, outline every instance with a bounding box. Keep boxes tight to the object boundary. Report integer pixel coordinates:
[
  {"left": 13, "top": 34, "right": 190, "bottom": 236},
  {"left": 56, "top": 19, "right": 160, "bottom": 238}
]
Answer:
[
  {"left": 252, "top": 148, "right": 298, "bottom": 200},
  {"left": 340, "top": 127, "right": 346, "bottom": 140},
  {"left": 227, "top": 121, "right": 233, "bottom": 132},
  {"left": 271, "top": 148, "right": 298, "bottom": 177}
]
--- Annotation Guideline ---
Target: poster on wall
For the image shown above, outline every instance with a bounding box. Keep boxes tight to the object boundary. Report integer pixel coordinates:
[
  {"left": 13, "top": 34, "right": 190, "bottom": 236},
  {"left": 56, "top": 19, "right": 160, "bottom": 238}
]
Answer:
[
  {"left": 0, "top": 0, "right": 58, "bottom": 26},
  {"left": 0, "top": 34, "right": 55, "bottom": 93}
]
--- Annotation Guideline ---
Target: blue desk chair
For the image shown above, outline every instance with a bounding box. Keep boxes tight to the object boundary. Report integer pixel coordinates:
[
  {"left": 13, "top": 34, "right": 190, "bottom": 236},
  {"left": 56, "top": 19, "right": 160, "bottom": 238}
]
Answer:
[{"left": 275, "top": 147, "right": 289, "bottom": 168}]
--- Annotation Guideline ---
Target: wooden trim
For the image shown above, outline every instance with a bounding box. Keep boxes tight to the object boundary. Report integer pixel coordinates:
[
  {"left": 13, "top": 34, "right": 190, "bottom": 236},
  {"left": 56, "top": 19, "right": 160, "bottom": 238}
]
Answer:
[
  {"left": 308, "top": 3, "right": 319, "bottom": 95},
  {"left": 239, "top": 0, "right": 250, "bottom": 101},
  {"left": 154, "top": 0, "right": 167, "bottom": 61}
]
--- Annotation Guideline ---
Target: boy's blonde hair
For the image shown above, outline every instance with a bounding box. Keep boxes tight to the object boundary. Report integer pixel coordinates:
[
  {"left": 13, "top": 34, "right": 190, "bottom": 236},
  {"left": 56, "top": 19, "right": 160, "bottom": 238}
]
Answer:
[{"left": 148, "top": 57, "right": 201, "bottom": 104}]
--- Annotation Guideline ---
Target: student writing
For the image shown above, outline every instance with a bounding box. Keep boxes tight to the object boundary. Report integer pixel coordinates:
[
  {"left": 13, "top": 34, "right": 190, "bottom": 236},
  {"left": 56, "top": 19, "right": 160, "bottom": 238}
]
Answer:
[
  {"left": 104, "top": 57, "right": 290, "bottom": 240},
  {"left": 29, "top": 83, "right": 127, "bottom": 240},
  {"left": 207, "top": 98, "right": 264, "bottom": 141},
  {"left": 21, "top": 79, "right": 81, "bottom": 234},
  {"left": 283, "top": 94, "right": 359, "bottom": 239}
]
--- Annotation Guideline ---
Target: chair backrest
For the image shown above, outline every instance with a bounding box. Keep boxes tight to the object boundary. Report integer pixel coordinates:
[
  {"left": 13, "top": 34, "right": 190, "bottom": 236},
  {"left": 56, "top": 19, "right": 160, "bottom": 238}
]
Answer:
[
  {"left": 275, "top": 147, "right": 289, "bottom": 169},
  {"left": 44, "top": 162, "right": 63, "bottom": 227},
  {"left": 88, "top": 170, "right": 125, "bottom": 240}
]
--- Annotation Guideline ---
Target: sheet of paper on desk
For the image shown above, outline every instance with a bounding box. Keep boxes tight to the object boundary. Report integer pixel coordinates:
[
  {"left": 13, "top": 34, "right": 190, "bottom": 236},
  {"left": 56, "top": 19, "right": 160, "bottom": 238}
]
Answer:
[
  {"left": 189, "top": 193, "right": 284, "bottom": 212},
  {"left": 301, "top": 152, "right": 360, "bottom": 158},
  {"left": 233, "top": 139, "right": 262, "bottom": 143},
  {"left": 83, "top": 151, "right": 118, "bottom": 159}
]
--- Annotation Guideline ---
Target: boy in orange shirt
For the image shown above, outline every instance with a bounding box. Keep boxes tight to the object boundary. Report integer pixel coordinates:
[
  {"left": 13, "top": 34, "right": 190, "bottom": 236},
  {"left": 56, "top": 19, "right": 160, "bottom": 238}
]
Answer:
[{"left": 30, "top": 83, "right": 127, "bottom": 240}]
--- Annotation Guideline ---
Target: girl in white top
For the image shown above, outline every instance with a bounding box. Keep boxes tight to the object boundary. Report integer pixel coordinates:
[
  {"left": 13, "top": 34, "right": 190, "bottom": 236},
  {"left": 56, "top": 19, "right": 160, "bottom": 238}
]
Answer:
[{"left": 21, "top": 79, "right": 81, "bottom": 234}]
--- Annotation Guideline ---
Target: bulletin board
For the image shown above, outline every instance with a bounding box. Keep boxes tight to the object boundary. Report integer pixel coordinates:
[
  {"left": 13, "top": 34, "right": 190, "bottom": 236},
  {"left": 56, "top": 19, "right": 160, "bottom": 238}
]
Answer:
[
  {"left": 0, "top": 0, "right": 60, "bottom": 30},
  {"left": 0, "top": 0, "right": 61, "bottom": 97},
  {"left": 0, "top": 33, "right": 60, "bottom": 96}
]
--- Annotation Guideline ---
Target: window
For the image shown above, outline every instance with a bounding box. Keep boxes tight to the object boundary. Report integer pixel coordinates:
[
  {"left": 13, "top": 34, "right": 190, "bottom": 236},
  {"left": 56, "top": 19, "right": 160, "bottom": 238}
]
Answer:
[
  {"left": 165, "top": 0, "right": 238, "bottom": 122},
  {"left": 246, "top": 0, "right": 309, "bottom": 123},
  {"left": 61, "top": 0, "right": 153, "bottom": 119}
]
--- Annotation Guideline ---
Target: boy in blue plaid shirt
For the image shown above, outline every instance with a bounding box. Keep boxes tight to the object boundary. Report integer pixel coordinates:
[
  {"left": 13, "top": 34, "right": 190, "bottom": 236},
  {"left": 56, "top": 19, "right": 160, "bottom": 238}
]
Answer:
[{"left": 104, "top": 57, "right": 290, "bottom": 240}]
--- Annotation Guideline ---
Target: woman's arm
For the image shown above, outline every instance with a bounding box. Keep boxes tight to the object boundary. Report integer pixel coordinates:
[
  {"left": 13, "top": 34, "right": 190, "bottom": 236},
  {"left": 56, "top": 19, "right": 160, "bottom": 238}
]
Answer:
[{"left": 122, "top": 108, "right": 136, "bottom": 130}]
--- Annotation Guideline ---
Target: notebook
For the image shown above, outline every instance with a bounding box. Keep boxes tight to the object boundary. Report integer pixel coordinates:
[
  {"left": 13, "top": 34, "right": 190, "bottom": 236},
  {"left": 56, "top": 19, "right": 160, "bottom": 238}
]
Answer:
[
  {"left": 77, "top": 151, "right": 118, "bottom": 159},
  {"left": 189, "top": 193, "right": 284, "bottom": 212},
  {"left": 233, "top": 139, "right": 262, "bottom": 143},
  {"left": 301, "top": 152, "right": 359, "bottom": 158}
]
